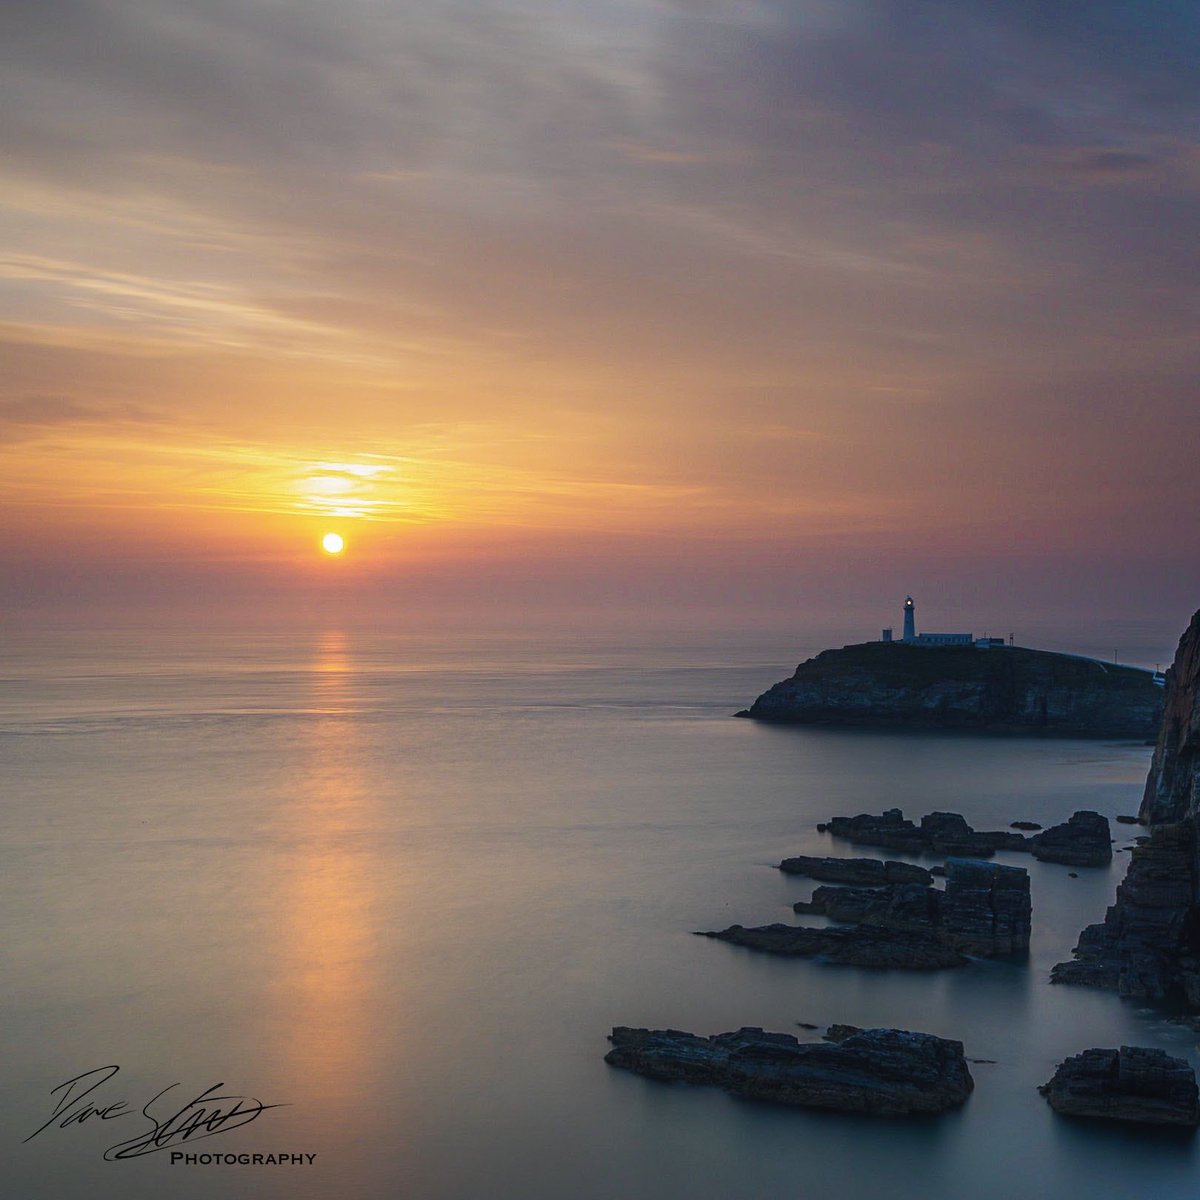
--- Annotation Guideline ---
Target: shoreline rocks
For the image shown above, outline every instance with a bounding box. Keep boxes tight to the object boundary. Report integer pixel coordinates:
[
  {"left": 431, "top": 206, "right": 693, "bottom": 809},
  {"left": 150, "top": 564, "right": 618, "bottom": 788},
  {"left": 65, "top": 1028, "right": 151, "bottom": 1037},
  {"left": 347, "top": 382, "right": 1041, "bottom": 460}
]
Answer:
[
  {"left": 1039, "top": 1047, "right": 1200, "bottom": 1126},
  {"left": 605, "top": 1025, "right": 974, "bottom": 1115}
]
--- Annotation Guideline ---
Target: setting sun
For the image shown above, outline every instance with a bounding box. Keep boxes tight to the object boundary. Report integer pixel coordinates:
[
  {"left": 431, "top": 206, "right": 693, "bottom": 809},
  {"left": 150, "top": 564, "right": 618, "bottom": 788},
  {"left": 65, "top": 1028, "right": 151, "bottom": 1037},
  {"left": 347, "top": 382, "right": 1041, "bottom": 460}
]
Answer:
[{"left": 322, "top": 532, "right": 345, "bottom": 555}]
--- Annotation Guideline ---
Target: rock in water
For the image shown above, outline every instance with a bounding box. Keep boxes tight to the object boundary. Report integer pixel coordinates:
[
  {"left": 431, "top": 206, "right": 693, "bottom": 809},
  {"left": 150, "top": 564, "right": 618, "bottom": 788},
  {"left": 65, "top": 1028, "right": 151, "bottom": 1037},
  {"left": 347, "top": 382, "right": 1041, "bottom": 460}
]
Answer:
[
  {"left": 1053, "top": 609, "right": 1200, "bottom": 1009},
  {"left": 1039, "top": 1047, "right": 1200, "bottom": 1126},
  {"left": 939, "top": 859, "right": 1032, "bottom": 957},
  {"left": 778, "top": 854, "right": 933, "bottom": 886},
  {"left": 697, "top": 922, "right": 970, "bottom": 969},
  {"left": 737, "top": 641, "right": 1163, "bottom": 737},
  {"left": 605, "top": 1025, "right": 974, "bottom": 1115},
  {"left": 1029, "top": 811, "right": 1112, "bottom": 867},
  {"left": 824, "top": 808, "right": 1027, "bottom": 858},
  {"left": 792, "top": 860, "right": 1030, "bottom": 959}
]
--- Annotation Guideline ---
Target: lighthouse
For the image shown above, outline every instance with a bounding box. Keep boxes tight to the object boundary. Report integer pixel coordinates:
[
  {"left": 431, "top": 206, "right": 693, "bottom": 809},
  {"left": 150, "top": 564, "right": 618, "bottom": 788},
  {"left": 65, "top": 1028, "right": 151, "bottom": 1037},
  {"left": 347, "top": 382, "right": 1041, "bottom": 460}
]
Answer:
[{"left": 903, "top": 596, "right": 916, "bottom": 642}]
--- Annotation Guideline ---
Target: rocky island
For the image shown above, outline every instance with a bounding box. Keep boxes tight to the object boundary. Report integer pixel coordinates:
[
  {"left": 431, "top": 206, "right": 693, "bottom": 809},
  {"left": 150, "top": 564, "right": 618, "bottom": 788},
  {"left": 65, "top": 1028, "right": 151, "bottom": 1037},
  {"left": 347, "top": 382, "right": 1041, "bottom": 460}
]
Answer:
[
  {"left": 1040, "top": 1047, "right": 1200, "bottom": 1126},
  {"left": 738, "top": 641, "right": 1163, "bottom": 737}
]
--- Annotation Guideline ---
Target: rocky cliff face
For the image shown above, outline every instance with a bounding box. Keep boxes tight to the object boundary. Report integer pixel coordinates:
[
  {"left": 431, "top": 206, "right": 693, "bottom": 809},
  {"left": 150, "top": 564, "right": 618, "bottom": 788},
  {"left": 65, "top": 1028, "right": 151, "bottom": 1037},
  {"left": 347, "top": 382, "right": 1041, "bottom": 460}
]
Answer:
[
  {"left": 1140, "top": 609, "right": 1200, "bottom": 824},
  {"left": 1053, "top": 609, "right": 1200, "bottom": 1008},
  {"left": 739, "top": 642, "right": 1163, "bottom": 737}
]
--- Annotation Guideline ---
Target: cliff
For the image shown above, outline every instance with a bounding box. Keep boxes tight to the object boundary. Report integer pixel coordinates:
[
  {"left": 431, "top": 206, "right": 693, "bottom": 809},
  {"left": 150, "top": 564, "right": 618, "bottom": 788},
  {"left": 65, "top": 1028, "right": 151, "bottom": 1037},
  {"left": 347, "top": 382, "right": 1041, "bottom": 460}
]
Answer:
[
  {"left": 738, "top": 642, "right": 1163, "bottom": 737},
  {"left": 1052, "top": 609, "right": 1200, "bottom": 1008}
]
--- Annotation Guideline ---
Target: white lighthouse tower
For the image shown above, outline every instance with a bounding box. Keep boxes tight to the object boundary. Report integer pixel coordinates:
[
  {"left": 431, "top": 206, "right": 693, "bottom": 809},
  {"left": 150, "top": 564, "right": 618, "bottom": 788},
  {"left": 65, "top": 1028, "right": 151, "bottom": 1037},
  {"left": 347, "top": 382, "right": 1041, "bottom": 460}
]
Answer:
[{"left": 903, "top": 595, "right": 916, "bottom": 642}]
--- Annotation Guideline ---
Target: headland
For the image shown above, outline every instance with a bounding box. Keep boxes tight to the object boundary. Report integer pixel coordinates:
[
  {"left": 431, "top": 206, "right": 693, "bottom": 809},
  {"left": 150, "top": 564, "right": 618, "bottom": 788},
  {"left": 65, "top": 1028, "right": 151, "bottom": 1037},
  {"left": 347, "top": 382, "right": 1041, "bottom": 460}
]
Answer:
[{"left": 737, "top": 597, "right": 1164, "bottom": 738}]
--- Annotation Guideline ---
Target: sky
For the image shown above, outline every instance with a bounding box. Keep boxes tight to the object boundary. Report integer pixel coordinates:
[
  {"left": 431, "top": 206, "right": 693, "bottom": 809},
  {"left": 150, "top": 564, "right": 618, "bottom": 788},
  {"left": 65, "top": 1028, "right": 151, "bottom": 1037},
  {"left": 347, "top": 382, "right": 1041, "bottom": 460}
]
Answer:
[{"left": 2, "top": 0, "right": 1198, "bottom": 638}]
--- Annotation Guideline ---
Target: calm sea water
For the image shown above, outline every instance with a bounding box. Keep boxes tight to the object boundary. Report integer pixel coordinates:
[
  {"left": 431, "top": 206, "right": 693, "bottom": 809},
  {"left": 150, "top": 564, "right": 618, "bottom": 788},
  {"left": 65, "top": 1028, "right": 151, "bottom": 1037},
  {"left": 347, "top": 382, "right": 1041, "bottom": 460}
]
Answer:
[{"left": 2, "top": 625, "right": 1196, "bottom": 1200}]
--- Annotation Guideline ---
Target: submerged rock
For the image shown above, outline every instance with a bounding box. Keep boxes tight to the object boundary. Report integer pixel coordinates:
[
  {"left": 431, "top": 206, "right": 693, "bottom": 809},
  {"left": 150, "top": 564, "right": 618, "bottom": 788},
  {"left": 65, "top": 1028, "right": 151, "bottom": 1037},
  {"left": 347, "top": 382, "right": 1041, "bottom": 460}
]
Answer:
[
  {"left": 605, "top": 1025, "right": 974, "bottom": 1115},
  {"left": 1039, "top": 1047, "right": 1200, "bottom": 1126},
  {"left": 778, "top": 854, "right": 932, "bottom": 886}
]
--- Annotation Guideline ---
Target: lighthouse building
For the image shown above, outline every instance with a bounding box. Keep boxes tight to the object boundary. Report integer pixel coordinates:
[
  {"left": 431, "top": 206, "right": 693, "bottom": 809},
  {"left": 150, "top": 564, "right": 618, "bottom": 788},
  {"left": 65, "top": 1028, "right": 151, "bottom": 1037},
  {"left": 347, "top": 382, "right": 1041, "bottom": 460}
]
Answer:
[{"left": 881, "top": 597, "right": 1002, "bottom": 648}]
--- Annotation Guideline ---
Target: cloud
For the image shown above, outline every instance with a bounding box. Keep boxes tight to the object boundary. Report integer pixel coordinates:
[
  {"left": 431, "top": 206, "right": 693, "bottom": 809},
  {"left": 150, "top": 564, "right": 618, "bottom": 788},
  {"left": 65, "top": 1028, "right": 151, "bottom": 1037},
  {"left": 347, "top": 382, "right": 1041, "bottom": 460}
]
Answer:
[{"left": 0, "top": 393, "right": 158, "bottom": 443}]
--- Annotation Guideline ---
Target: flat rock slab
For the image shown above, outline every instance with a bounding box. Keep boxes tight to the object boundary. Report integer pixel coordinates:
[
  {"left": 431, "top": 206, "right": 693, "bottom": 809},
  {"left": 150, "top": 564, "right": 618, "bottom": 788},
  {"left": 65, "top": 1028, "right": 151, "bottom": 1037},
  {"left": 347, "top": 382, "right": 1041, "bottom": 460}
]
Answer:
[
  {"left": 606, "top": 1025, "right": 974, "bottom": 1115},
  {"left": 778, "top": 855, "right": 932, "bottom": 886},
  {"left": 1040, "top": 1047, "right": 1200, "bottom": 1126},
  {"left": 698, "top": 922, "right": 969, "bottom": 969}
]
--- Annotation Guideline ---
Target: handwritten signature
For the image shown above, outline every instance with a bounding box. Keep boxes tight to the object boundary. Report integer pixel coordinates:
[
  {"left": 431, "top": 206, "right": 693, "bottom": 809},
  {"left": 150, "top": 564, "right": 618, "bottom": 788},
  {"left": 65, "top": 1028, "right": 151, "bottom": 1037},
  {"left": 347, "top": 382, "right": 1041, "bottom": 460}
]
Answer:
[{"left": 23, "top": 1065, "right": 287, "bottom": 1159}]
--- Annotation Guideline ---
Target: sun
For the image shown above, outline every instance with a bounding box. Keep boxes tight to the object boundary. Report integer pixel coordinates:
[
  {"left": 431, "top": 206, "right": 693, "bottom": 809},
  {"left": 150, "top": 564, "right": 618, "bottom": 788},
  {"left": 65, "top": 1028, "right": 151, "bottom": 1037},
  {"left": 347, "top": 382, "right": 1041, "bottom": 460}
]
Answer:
[{"left": 321, "top": 532, "right": 345, "bottom": 555}]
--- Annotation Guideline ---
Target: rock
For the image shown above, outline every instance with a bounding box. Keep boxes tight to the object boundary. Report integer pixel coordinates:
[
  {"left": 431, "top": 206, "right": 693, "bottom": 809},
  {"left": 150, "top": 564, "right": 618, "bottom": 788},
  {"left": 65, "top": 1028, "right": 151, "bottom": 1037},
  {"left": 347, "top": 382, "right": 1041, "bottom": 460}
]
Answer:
[
  {"left": 1116, "top": 815, "right": 1141, "bottom": 825},
  {"left": 778, "top": 854, "right": 932, "bottom": 886},
  {"left": 1052, "top": 611, "right": 1200, "bottom": 1011},
  {"left": 1011, "top": 820, "right": 1043, "bottom": 830},
  {"left": 939, "top": 859, "right": 1031, "bottom": 957},
  {"left": 697, "top": 923, "right": 969, "bottom": 969},
  {"left": 824, "top": 808, "right": 1028, "bottom": 858},
  {"left": 1029, "top": 811, "right": 1113, "bottom": 867},
  {"left": 1069, "top": 872, "right": 1078, "bottom": 878},
  {"left": 1051, "top": 821, "right": 1200, "bottom": 1002},
  {"left": 930, "top": 865, "right": 947, "bottom": 877},
  {"left": 796, "top": 1022, "right": 820, "bottom": 1030},
  {"left": 1140, "top": 609, "right": 1200, "bottom": 826},
  {"left": 1039, "top": 1047, "right": 1200, "bottom": 1126},
  {"left": 605, "top": 1025, "right": 974, "bottom": 1115},
  {"left": 794, "top": 860, "right": 1031, "bottom": 958},
  {"left": 738, "top": 641, "right": 1164, "bottom": 737}
]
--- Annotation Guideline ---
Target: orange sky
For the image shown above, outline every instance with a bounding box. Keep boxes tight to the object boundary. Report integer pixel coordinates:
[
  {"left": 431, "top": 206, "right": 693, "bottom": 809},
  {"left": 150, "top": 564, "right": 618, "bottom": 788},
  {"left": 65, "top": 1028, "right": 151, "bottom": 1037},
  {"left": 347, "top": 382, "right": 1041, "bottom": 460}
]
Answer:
[{"left": 2, "top": 1, "right": 1198, "bottom": 631}]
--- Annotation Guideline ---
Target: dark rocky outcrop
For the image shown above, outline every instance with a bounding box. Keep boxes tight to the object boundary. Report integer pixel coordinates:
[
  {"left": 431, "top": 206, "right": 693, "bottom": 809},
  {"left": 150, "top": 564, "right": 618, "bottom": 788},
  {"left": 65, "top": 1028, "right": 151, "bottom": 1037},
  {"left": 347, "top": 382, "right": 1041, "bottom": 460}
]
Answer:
[
  {"left": 698, "top": 922, "right": 969, "bottom": 969},
  {"left": 1050, "top": 822, "right": 1200, "bottom": 1002},
  {"left": 737, "top": 642, "right": 1163, "bottom": 737},
  {"left": 824, "top": 809, "right": 1027, "bottom": 857},
  {"left": 792, "top": 860, "right": 1031, "bottom": 958},
  {"left": 1115, "top": 814, "right": 1141, "bottom": 825},
  {"left": 1053, "top": 610, "right": 1200, "bottom": 1009},
  {"left": 1039, "top": 1047, "right": 1200, "bottom": 1126},
  {"left": 1029, "top": 811, "right": 1113, "bottom": 867},
  {"left": 778, "top": 854, "right": 932, "bottom": 886},
  {"left": 1140, "top": 611, "right": 1200, "bottom": 826},
  {"left": 823, "top": 807, "right": 1111, "bottom": 867},
  {"left": 605, "top": 1025, "right": 974, "bottom": 1115},
  {"left": 1011, "top": 820, "right": 1043, "bottom": 830}
]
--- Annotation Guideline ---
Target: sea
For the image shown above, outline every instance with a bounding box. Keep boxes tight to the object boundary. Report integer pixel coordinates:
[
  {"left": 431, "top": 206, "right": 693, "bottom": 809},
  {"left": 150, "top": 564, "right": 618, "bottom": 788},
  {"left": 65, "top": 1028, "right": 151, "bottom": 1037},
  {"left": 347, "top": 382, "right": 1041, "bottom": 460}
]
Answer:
[{"left": 2, "top": 621, "right": 1197, "bottom": 1200}]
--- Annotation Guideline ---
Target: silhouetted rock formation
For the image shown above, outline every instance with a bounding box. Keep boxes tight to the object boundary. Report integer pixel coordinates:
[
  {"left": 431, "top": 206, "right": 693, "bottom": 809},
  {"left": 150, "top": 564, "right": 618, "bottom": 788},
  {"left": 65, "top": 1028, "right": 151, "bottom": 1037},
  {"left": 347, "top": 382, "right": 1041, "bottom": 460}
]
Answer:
[
  {"left": 1029, "top": 810, "right": 1113, "bottom": 867},
  {"left": 737, "top": 642, "right": 1163, "bottom": 736},
  {"left": 605, "top": 1025, "right": 974, "bottom": 1115},
  {"left": 698, "top": 922, "right": 969, "bottom": 969},
  {"left": 1053, "top": 610, "right": 1200, "bottom": 1009},
  {"left": 792, "top": 860, "right": 1031, "bottom": 958},
  {"left": 778, "top": 854, "right": 932, "bottom": 886},
  {"left": 1039, "top": 1047, "right": 1200, "bottom": 1126},
  {"left": 824, "top": 809, "right": 1027, "bottom": 857},
  {"left": 822, "top": 807, "right": 1110, "bottom": 866}
]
